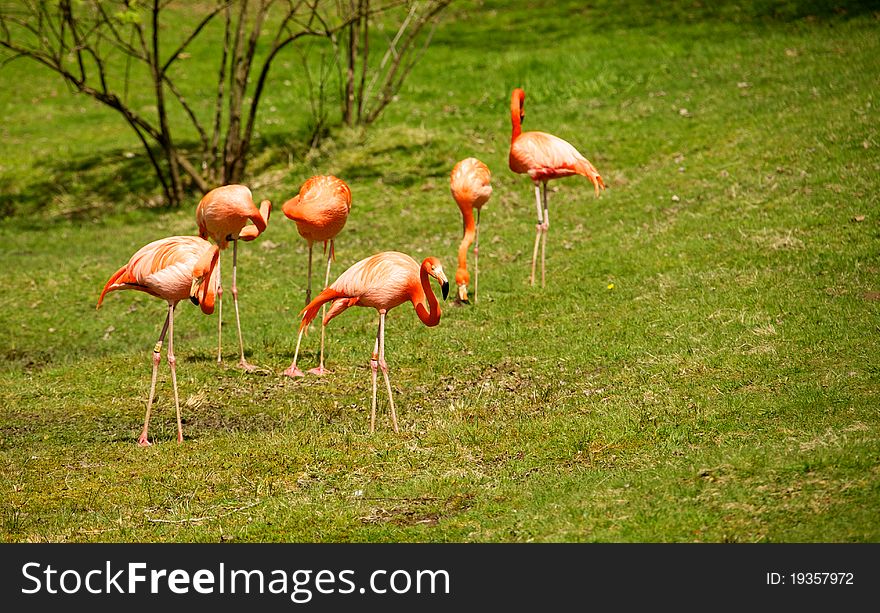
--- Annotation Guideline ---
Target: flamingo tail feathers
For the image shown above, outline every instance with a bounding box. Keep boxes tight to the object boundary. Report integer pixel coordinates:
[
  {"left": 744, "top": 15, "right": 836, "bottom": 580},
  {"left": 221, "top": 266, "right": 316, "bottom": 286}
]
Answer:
[
  {"left": 298, "top": 288, "right": 350, "bottom": 332},
  {"left": 96, "top": 265, "right": 132, "bottom": 309},
  {"left": 576, "top": 157, "right": 606, "bottom": 195}
]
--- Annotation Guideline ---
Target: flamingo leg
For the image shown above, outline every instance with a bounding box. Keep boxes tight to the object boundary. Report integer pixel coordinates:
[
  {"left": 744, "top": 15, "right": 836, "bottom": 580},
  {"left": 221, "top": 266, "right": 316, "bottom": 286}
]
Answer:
[
  {"left": 530, "top": 183, "right": 544, "bottom": 286},
  {"left": 309, "top": 240, "right": 333, "bottom": 376},
  {"left": 231, "top": 239, "right": 256, "bottom": 372},
  {"left": 541, "top": 182, "right": 549, "bottom": 288},
  {"left": 370, "top": 322, "right": 380, "bottom": 434},
  {"left": 283, "top": 326, "right": 306, "bottom": 378},
  {"left": 378, "top": 310, "right": 399, "bottom": 433},
  {"left": 215, "top": 259, "right": 223, "bottom": 363},
  {"left": 474, "top": 209, "right": 481, "bottom": 304},
  {"left": 139, "top": 308, "right": 171, "bottom": 447},
  {"left": 166, "top": 303, "right": 183, "bottom": 444}
]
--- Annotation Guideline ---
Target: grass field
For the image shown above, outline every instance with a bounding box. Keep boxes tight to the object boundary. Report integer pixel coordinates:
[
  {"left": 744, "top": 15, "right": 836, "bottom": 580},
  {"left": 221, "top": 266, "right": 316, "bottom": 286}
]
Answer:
[{"left": 1, "top": 0, "right": 879, "bottom": 542}]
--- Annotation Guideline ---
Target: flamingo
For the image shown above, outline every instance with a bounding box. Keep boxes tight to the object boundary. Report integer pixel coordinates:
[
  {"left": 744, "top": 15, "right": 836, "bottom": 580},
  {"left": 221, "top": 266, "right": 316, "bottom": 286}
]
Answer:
[
  {"left": 97, "top": 235, "right": 220, "bottom": 446},
  {"left": 290, "top": 251, "right": 449, "bottom": 433},
  {"left": 508, "top": 87, "right": 606, "bottom": 287},
  {"left": 451, "top": 157, "right": 492, "bottom": 304},
  {"left": 192, "top": 184, "right": 271, "bottom": 371},
  {"left": 281, "top": 175, "right": 352, "bottom": 376}
]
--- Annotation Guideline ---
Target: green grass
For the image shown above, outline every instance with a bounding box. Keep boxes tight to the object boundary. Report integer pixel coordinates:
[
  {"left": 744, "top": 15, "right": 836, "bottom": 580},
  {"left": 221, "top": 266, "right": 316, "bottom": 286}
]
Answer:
[{"left": 1, "top": 0, "right": 879, "bottom": 542}]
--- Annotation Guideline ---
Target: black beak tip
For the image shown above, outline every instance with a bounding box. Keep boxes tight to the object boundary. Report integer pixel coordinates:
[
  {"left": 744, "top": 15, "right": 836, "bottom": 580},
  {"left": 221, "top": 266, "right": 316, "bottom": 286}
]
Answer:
[
  {"left": 441, "top": 281, "right": 449, "bottom": 301},
  {"left": 190, "top": 296, "right": 200, "bottom": 307}
]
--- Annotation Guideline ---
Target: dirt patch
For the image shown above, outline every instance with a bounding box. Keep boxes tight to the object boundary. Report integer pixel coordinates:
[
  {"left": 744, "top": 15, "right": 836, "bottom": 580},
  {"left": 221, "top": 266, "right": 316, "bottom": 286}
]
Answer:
[{"left": 358, "top": 493, "right": 474, "bottom": 527}]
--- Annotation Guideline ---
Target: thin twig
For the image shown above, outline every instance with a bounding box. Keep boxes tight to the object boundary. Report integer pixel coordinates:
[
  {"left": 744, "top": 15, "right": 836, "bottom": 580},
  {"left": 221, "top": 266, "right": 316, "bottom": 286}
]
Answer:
[{"left": 146, "top": 501, "right": 261, "bottom": 524}]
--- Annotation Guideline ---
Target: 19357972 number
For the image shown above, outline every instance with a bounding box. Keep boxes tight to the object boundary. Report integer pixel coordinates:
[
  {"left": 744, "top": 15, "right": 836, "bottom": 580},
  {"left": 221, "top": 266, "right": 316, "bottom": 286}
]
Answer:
[{"left": 790, "top": 572, "right": 854, "bottom": 585}]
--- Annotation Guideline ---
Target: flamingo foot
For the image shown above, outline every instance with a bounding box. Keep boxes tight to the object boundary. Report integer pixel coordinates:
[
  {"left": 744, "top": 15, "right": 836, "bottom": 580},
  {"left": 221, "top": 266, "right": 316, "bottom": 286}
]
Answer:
[
  {"left": 307, "top": 366, "right": 329, "bottom": 376},
  {"left": 137, "top": 433, "right": 152, "bottom": 447},
  {"left": 283, "top": 365, "right": 306, "bottom": 378}
]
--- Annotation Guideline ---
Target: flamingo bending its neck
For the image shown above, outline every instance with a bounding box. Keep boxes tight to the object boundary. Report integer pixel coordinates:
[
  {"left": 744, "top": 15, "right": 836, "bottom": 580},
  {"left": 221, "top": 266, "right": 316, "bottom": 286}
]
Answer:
[
  {"left": 288, "top": 251, "right": 449, "bottom": 433},
  {"left": 508, "top": 87, "right": 605, "bottom": 287},
  {"left": 282, "top": 175, "right": 352, "bottom": 376},
  {"left": 192, "top": 184, "right": 271, "bottom": 371},
  {"left": 451, "top": 157, "right": 492, "bottom": 304},
  {"left": 97, "top": 235, "right": 219, "bottom": 446}
]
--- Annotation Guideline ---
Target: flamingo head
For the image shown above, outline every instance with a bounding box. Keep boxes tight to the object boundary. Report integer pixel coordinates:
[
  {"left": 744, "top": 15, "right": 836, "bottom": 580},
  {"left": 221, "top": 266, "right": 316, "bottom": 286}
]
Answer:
[
  {"left": 423, "top": 257, "right": 450, "bottom": 300},
  {"left": 189, "top": 274, "right": 216, "bottom": 315}
]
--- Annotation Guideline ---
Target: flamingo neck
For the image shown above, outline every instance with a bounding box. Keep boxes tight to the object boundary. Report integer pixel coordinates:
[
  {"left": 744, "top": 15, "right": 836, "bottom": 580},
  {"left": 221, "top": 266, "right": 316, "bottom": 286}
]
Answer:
[
  {"left": 511, "top": 92, "right": 522, "bottom": 141},
  {"left": 456, "top": 207, "right": 475, "bottom": 286},
  {"left": 413, "top": 263, "right": 441, "bottom": 327}
]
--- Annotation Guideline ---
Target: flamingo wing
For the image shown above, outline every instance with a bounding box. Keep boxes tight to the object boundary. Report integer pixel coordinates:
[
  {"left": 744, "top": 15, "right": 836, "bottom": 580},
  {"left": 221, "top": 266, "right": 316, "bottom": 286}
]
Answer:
[
  {"left": 511, "top": 131, "right": 605, "bottom": 194},
  {"left": 297, "top": 252, "right": 417, "bottom": 330},
  {"left": 283, "top": 175, "right": 352, "bottom": 242},
  {"left": 451, "top": 157, "right": 493, "bottom": 210},
  {"left": 98, "top": 236, "right": 217, "bottom": 309},
  {"left": 196, "top": 184, "right": 268, "bottom": 244}
]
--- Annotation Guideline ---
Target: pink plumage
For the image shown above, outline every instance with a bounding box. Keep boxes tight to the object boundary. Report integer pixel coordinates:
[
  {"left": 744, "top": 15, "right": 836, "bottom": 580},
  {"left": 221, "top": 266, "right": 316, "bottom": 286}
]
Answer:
[
  {"left": 282, "top": 175, "right": 352, "bottom": 245},
  {"left": 508, "top": 87, "right": 606, "bottom": 287},
  {"left": 194, "top": 183, "right": 272, "bottom": 371},
  {"left": 97, "top": 235, "right": 219, "bottom": 446},
  {"left": 450, "top": 157, "right": 492, "bottom": 303},
  {"left": 508, "top": 88, "right": 605, "bottom": 194},
  {"left": 285, "top": 251, "right": 450, "bottom": 433},
  {"left": 197, "top": 184, "right": 271, "bottom": 248},
  {"left": 281, "top": 175, "right": 353, "bottom": 375}
]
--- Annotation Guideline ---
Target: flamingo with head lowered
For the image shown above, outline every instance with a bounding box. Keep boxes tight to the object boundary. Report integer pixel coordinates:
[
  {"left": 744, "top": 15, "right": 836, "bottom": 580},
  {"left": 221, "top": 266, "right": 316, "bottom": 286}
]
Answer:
[
  {"left": 508, "top": 87, "right": 605, "bottom": 287},
  {"left": 289, "top": 251, "right": 449, "bottom": 433},
  {"left": 192, "top": 184, "right": 271, "bottom": 372},
  {"left": 97, "top": 235, "right": 220, "bottom": 446},
  {"left": 451, "top": 157, "right": 492, "bottom": 304}
]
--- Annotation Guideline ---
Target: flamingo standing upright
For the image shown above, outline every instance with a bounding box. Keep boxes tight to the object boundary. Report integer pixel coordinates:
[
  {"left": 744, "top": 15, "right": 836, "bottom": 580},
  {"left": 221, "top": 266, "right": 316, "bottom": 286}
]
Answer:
[
  {"left": 192, "top": 184, "right": 271, "bottom": 371},
  {"left": 451, "top": 157, "right": 492, "bottom": 304},
  {"left": 97, "top": 236, "right": 220, "bottom": 446},
  {"left": 508, "top": 87, "right": 606, "bottom": 287},
  {"left": 291, "top": 252, "right": 449, "bottom": 433},
  {"left": 282, "top": 175, "right": 352, "bottom": 376}
]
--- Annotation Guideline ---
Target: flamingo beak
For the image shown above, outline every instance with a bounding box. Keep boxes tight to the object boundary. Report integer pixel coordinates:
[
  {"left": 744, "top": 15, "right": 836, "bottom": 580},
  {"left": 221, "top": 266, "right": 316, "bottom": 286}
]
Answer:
[
  {"left": 457, "top": 284, "right": 469, "bottom": 304},
  {"left": 434, "top": 266, "right": 449, "bottom": 300},
  {"left": 189, "top": 278, "right": 201, "bottom": 306}
]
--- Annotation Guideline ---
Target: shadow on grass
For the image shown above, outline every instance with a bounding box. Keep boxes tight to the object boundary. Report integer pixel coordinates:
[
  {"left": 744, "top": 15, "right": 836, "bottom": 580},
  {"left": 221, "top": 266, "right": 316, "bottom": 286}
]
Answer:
[
  {"left": 0, "top": 125, "right": 328, "bottom": 229},
  {"left": 1, "top": 146, "right": 172, "bottom": 228},
  {"left": 438, "top": 0, "right": 880, "bottom": 52}
]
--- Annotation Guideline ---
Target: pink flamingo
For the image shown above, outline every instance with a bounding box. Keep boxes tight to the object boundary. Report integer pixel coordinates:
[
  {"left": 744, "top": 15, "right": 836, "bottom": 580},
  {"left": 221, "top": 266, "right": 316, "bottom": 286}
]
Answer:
[
  {"left": 97, "top": 235, "right": 220, "bottom": 446},
  {"left": 451, "top": 157, "right": 492, "bottom": 304},
  {"left": 508, "top": 87, "right": 606, "bottom": 287},
  {"left": 282, "top": 175, "right": 352, "bottom": 376},
  {"left": 291, "top": 251, "right": 449, "bottom": 433},
  {"left": 193, "top": 184, "right": 271, "bottom": 371}
]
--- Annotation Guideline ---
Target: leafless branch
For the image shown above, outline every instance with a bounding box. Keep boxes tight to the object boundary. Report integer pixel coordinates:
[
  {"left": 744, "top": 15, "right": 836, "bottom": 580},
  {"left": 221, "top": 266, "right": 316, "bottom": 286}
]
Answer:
[{"left": 161, "top": 1, "right": 232, "bottom": 75}]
